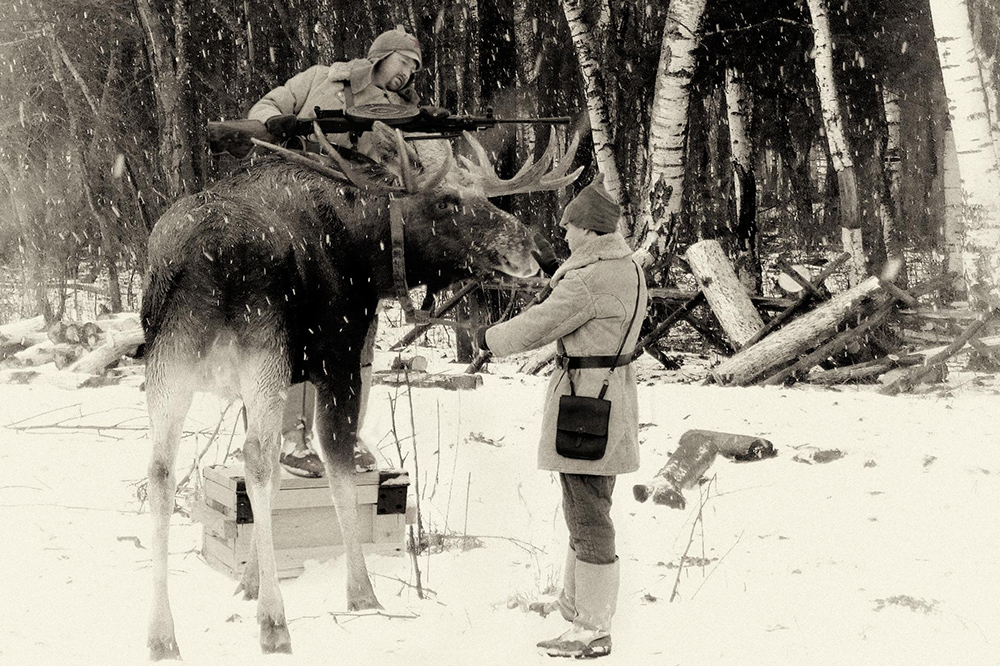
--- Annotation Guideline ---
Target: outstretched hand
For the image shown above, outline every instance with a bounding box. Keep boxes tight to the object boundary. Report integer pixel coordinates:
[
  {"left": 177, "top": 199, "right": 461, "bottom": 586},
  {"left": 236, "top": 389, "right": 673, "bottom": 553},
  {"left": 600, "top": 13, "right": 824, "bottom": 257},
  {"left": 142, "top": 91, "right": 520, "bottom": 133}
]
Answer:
[{"left": 532, "top": 231, "right": 561, "bottom": 277}]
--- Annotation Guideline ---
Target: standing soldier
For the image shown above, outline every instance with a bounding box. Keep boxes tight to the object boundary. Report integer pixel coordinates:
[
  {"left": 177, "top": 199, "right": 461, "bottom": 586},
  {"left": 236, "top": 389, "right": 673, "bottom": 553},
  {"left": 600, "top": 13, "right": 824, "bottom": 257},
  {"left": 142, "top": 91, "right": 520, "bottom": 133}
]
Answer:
[
  {"left": 476, "top": 174, "right": 647, "bottom": 658},
  {"left": 248, "top": 26, "right": 424, "bottom": 477}
]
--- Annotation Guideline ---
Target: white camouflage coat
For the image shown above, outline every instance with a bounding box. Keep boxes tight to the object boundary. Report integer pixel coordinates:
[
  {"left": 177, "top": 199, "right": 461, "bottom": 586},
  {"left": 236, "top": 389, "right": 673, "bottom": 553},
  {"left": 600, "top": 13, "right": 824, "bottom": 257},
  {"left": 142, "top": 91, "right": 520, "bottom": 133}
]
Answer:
[
  {"left": 247, "top": 60, "right": 417, "bottom": 154},
  {"left": 485, "top": 232, "right": 648, "bottom": 475}
]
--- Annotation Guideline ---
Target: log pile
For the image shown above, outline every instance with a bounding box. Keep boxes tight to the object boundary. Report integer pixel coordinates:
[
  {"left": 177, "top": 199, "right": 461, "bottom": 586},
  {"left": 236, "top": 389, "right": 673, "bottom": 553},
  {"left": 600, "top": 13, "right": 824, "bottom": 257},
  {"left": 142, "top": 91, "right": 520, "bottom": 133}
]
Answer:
[{"left": 0, "top": 313, "right": 143, "bottom": 386}]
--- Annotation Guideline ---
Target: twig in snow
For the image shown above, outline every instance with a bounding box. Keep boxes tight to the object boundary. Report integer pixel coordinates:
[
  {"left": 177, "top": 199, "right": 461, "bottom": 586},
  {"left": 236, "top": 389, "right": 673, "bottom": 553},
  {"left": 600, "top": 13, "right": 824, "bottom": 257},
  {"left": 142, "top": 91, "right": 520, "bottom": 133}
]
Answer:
[
  {"left": 670, "top": 475, "right": 716, "bottom": 602},
  {"left": 4, "top": 402, "right": 83, "bottom": 428},
  {"left": 176, "top": 401, "right": 233, "bottom": 489},
  {"left": 692, "top": 529, "right": 744, "bottom": 599}
]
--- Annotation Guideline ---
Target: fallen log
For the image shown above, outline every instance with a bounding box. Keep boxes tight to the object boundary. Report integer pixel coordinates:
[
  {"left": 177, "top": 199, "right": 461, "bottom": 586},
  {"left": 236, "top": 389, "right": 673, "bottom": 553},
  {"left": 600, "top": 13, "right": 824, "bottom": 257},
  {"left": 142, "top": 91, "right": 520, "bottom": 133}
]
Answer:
[
  {"left": 68, "top": 324, "right": 144, "bottom": 375},
  {"left": 880, "top": 313, "right": 995, "bottom": 396},
  {"left": 713, "top": 276, "right": 883, "bottom": 386},
  {"left": 632, "top": 429, "right": 776, "bottom": 509},
  {"left": 741, "top": 253, "right": 849, "bottom": 350},
  {"left": 685, "top": 239, "right": 764, "bottom": 347},
  {"left": 0, "top": 315, "right": 46, "bottom": 341},
  {"left": 373, "top": 370, "right": 483, "bottom": 391},
  {"left": 760, "top": 273, "right": 957, "bottom": 386},
  {"left": 805, "top": 354, "right": 923, "bottom": 385},
  {"left": 632, "top": 292, "right": 705, "bottom": 359}
]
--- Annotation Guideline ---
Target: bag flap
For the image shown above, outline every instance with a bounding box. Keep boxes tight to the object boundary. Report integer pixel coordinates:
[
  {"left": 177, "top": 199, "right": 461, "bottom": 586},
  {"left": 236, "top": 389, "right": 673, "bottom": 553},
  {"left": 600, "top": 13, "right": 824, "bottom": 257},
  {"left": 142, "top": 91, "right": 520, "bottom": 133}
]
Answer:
[{"left": 557, "top": 395, "right": 611, "bottom": 437}]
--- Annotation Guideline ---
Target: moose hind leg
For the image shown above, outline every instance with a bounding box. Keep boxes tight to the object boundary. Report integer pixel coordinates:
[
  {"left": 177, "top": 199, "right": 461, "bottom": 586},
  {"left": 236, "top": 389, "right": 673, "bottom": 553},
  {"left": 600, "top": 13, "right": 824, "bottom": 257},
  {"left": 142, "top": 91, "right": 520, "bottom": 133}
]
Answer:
[
  {"left": 314, "top": 377, "right": 382, "bottom": 611},
  {"left": 239, "top": 354, "right": 292, "bottom": 654},
  {"left": 145, "top": 362, "right": 195, "bottom": 660}
]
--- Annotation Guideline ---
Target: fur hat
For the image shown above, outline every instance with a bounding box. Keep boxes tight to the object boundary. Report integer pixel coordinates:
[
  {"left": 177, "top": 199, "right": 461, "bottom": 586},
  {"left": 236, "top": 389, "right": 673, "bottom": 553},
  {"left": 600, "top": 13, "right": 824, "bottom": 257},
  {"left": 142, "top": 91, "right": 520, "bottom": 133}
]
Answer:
[
  {"left": 368, "top": 27, "right": 422, "bottom": 71},
  {"left": 562, "top": 173, "right": 620, "bottom": 233}
]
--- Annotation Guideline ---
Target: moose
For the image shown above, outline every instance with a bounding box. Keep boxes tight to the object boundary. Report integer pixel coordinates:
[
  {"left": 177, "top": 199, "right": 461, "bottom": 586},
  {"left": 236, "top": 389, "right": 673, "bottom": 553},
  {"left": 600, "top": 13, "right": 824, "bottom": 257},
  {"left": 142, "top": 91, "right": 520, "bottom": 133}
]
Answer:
[{"left": 142, "top": 122, "right": 580, "bottom": 659}]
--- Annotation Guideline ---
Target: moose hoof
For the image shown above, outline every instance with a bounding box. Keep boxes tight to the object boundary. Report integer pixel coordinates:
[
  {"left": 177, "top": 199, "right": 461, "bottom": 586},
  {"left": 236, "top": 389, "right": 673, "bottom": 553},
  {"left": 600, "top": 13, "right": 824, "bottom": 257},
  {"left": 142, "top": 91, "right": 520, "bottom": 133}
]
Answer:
[
  {"left": 148, "top": 636, "right": 181, "bottom": 661},
  {"left": 346, "top": 595, "right": 383, "bottom": 612},
  {"left": 259, "top": 618, "right": 292, "bottom": 654}
]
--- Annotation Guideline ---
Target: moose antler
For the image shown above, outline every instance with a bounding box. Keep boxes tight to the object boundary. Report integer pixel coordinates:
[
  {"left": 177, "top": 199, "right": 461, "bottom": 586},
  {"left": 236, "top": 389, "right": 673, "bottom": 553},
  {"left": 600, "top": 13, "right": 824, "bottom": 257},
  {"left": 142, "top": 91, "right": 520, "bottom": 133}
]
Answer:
[{"left": 459, "top": 128, "right": 583, "bottom": 197}]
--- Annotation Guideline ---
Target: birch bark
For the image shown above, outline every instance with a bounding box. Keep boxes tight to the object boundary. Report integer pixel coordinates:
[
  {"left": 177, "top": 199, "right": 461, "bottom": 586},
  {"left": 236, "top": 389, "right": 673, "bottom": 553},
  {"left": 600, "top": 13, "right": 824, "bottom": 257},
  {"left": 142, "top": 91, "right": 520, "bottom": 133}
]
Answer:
[
  {"left": 724, "top": 67, "right": 760, "bottom": 291},
  {"left": 560, "top": 0, "right": 623, "bottom": 202},
  {"left": 805, "top": 0, "right": 866, "bottom": 286},
  {"left": 930, "top": 0, "right": 1000, "bottom": 303},
  {"left": 634, "top": 0, "right": 707, "bottom": 272}
]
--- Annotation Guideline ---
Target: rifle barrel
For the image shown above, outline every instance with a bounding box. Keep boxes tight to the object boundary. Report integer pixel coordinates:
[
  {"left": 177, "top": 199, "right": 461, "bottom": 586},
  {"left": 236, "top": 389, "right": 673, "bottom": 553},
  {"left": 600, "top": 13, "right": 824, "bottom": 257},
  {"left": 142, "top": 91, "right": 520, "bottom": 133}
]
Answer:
[{"left": 487, "top": 116, "right": 571, "bottom": 124}]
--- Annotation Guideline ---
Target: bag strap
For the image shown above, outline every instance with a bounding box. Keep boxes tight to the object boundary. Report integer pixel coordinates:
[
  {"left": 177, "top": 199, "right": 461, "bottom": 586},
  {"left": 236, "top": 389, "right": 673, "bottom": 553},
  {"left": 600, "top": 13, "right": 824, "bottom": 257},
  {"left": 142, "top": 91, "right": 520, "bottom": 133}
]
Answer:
[{"left": 569, "top": 260, "right": 644, "bottom": 399}]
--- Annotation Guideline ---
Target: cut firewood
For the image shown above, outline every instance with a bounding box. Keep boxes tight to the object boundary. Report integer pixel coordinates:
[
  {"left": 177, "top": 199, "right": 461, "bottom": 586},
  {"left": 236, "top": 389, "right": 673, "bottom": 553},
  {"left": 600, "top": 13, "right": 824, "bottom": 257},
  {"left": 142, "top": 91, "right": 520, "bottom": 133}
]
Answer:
[
  {"left": 68, "top": 324, "right": 145, "bottom": 375},
  {"left": 633, "top": 429, "right": 776, "bottom": 509},
  {"left": 713, "top": 276, "right": 884, "bottom": 386},
  {"left": 13, "top": 340, "right": 82, "bottom": 367},
  {"left": 685, "top": 239, "right": 764, "bottom": 347}
]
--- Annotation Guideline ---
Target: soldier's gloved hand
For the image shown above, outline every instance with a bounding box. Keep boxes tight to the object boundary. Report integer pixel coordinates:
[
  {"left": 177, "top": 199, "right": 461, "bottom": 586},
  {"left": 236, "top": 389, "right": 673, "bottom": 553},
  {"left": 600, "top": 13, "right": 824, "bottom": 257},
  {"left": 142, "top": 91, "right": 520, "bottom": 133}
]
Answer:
[
  {"left": 264, "top": 114, "right": 299, "bottom": 141},
  {"left": 531, "top": 231, "right": 561, "bottom": 277},
  {"left": 418, "top": 105, "right": 450, "bottom": 120}
]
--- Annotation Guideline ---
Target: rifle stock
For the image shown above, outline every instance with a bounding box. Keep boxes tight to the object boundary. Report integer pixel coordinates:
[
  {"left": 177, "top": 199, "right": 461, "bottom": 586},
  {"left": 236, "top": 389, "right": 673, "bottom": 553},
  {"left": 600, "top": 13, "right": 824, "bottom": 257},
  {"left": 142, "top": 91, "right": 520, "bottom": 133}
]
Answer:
[{"left": 208, "top": 119, "right": 272, "bottom": 158}]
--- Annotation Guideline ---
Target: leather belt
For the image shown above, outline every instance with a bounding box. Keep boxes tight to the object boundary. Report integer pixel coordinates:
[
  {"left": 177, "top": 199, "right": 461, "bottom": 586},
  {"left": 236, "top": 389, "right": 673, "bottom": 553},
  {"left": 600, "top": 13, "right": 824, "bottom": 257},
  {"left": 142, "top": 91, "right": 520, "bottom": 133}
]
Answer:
[{"left": 555, "top": 354, "right": 633, "bottom": 370}]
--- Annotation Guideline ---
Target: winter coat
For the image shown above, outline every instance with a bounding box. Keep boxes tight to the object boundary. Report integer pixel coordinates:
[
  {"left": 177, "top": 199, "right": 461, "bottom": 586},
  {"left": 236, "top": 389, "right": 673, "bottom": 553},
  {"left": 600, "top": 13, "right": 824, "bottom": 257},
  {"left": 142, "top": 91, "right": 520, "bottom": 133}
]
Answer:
[
  {"left": 247, "top": 59, "right": 418, "bottom": 154},
  {"left": 485, "top": 232, "right": 648, "bottom": 475}
]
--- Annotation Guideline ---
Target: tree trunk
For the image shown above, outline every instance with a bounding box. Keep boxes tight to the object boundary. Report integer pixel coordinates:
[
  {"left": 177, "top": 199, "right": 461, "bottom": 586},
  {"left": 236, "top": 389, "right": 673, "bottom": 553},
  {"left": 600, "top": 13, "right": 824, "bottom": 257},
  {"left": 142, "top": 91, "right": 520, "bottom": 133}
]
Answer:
[
  {"left": 560, "top": 0, "right": 623, "bottom": 202},
  {"left": 880, "top": 86, "right": 907, "bottom": 284},
  {"left": 941, "top": 127, "right": 966, "bottom": 289},
  {"left": 685, "top": 239, "right": 764, "bottom": 348},
  {"left": 712, "top": 276, "right": 884, "bottom": 386},
  {"left": 724, "top": 67, "right": 760, "bottom": 292},
  {"left": 134, "top": 0, "right": 198, "bottom": 200},
  {"left": 929, "top": 0, "right": 1000, "bottom": 305},
  {"left": 634, "top": 0, "right": 708, "bottom": 275},
  {"left": 805, "top": 0, "right": 866, "bottom": 286}
]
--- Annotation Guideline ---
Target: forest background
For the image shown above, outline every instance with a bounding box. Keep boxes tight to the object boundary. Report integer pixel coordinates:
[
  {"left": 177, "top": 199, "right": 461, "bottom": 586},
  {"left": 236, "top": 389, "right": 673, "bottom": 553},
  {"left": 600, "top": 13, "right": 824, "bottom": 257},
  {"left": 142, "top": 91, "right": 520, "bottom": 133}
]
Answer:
[{"left": 2, "top": 0, "right": 1000, "bottom": 328}]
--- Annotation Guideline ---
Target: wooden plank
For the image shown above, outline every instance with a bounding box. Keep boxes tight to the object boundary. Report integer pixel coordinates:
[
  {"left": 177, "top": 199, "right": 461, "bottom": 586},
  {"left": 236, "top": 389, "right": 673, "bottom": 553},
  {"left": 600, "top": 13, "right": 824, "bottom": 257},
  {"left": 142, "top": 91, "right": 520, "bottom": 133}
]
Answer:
[
  {"left": 202, "top": 532, "right": 237, "bottom": 570},
  {"left": 373, "top": 513, "right": 406, "bottom": 544},
  {"left": 191, "top": 500, "right": 237, "bottom": 539},
  {"left": 202, "top": 477, "right": 237, "bottom": 513},
  {"left": 203, "top": 465, "right": 240, "bottom": 491}
]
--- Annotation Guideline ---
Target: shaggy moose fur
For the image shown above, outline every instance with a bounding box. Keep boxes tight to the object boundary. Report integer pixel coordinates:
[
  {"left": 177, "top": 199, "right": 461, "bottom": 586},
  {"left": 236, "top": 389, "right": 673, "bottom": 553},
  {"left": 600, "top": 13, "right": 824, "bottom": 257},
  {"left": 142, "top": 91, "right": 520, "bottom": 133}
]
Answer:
[{"left": 142, "top": 153, "right": 540, "bottom": 659}]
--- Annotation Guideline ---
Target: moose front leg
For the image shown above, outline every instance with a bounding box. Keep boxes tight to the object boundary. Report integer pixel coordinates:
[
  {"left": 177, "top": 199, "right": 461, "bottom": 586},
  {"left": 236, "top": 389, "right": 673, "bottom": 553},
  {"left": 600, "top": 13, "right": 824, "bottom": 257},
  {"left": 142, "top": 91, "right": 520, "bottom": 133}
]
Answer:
[{"left": 314, "top": 372, "right": 382, "bottom": 611}]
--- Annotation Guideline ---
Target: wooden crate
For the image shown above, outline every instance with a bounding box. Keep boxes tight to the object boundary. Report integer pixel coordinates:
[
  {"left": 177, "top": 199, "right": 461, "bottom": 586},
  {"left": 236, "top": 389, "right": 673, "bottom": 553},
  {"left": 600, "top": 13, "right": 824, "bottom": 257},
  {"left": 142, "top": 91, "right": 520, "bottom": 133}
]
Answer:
[{"left": 192, "top": 464, "right": 412, "bottom": 579}]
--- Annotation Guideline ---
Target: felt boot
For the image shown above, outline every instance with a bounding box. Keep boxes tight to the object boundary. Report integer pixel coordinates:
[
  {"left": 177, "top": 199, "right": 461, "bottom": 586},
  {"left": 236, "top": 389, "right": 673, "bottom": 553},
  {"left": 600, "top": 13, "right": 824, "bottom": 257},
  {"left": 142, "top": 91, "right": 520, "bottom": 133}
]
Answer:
[
  {"left": 530, "top": 546, "right": 577, "bottom": 621},
  {"left": 537, "top": 559, "right": 618, "bottom": 658}
]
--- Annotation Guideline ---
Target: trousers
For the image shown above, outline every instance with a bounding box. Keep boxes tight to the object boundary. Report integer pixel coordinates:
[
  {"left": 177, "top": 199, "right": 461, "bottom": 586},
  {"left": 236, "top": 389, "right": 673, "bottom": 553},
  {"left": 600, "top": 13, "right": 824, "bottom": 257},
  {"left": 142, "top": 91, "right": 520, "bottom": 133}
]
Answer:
[{"left": 559, "top": 473, "right": 616, "bottom": 565}]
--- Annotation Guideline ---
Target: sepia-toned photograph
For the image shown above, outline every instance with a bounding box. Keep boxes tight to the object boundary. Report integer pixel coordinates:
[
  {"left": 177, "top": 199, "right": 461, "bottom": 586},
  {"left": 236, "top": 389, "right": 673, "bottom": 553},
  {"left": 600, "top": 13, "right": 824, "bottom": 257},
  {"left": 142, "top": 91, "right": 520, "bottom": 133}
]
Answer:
[{"left": 1, "top": 0, "right": 998, "bottom": 663}]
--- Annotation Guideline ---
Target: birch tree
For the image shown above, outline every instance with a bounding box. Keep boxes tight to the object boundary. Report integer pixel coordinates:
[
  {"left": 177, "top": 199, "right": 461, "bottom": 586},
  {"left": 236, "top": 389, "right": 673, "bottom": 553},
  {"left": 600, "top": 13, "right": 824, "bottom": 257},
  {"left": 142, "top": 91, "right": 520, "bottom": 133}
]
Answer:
[
  {"left": 634, "top": 0, "right": 708, "bottom": 273},
  {"left": 560, "top": 0, "right": 622, "bottom": 202},
  {"left": 804, "top": 0, "right": 866, "bottom": 286},
  {"left": 930, "top": 0, "right": 1000, "bottom": 303},
  {"left": 724, "top": 67, "right": 760, "bottom": 291}
]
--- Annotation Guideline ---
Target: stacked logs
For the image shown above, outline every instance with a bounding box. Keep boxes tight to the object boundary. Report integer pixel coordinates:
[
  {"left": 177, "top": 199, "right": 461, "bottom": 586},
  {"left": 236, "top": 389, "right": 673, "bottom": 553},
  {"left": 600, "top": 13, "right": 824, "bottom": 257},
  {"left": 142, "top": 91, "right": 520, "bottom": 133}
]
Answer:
[{"left": 0, "top": 313, "right": 144, "bottom": 385}]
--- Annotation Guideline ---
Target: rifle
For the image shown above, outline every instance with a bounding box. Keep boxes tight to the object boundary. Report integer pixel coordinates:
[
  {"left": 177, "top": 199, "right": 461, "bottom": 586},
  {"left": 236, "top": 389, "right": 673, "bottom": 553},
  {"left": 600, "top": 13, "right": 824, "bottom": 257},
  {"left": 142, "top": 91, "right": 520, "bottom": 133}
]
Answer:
[{"left": 208, "top": 104, "right": 572, "bottom": 157}]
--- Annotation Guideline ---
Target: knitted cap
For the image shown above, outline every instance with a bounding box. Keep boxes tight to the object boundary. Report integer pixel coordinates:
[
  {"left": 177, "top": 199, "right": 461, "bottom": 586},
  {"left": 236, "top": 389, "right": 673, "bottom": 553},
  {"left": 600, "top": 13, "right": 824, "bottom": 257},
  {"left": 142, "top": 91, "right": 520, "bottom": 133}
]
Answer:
[
  {"left": 368, "top": 27, "right": 422, "bottom": 71},
  {"left": 562, "top": 173, "right": 620, "bottom": 233}
]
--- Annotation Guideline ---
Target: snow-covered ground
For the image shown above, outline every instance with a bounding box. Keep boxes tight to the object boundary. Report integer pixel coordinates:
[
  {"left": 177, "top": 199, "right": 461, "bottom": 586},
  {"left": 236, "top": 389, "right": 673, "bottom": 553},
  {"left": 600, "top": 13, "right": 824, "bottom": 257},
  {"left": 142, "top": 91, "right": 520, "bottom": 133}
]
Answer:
[{"left": 2, "top": 347, "right": 999, "bottom": 666}]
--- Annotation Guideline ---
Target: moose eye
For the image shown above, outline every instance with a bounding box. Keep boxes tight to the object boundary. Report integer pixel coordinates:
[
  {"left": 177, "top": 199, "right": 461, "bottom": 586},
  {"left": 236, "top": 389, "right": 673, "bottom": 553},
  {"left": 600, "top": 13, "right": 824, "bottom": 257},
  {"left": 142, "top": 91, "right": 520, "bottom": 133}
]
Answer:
[{"left": 435, "top": 200, "right": 454, "bottom": 212}]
